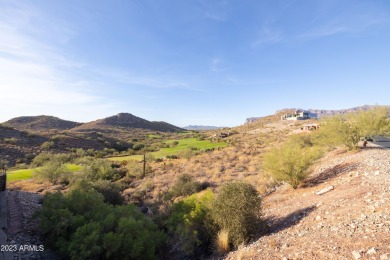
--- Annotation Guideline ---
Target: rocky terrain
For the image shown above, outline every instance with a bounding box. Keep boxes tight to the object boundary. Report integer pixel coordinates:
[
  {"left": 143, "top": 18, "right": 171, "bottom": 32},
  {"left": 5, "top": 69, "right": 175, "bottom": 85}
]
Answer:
[
  {"left": 7, "top": 190, "right": 59, "bottom": 259},
  {"left": 222, "top": 148, "right": 390, "bottom": 260}
]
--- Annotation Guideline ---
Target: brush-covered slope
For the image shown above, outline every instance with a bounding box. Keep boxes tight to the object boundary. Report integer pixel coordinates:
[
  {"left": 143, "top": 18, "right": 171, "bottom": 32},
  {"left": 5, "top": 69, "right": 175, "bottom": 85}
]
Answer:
[{"left": 2, "top": 116, "right": 81, "bottom": 133}]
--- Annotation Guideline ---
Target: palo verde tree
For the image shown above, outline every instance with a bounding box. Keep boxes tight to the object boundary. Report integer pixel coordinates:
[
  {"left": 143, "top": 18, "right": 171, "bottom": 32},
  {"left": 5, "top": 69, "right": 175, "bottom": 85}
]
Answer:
[
  {"left": 316, "top": 107, "right": 390, "bottom": 150},
  {"left": 263, "top": 135, "right": 323, "bottom": 189}
]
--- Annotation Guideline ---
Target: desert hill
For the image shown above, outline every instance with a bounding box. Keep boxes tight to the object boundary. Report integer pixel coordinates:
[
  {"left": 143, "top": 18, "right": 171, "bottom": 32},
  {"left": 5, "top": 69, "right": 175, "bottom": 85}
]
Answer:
[
  {"left": 0, "top": 113, "right": 185, "bottom": 166},
  {"left": 71, "top": 113, "right": 183, "bottom": 133},
  {"left": 2, "top": 115, "right": 81, "bottom": 133}
]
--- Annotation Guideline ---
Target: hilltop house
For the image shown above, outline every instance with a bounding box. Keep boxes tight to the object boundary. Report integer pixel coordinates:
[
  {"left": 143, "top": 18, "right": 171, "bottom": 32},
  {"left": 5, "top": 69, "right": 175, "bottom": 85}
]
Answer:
[{"left": 281, "top": 110, "right": 310, "bottom": 120}]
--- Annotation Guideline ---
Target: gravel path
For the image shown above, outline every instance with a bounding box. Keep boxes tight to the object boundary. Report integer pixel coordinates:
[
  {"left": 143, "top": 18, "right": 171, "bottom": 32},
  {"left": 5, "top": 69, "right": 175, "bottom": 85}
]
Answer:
[{"left": 7, "top": 191, "right": 59, "bottom": 259}]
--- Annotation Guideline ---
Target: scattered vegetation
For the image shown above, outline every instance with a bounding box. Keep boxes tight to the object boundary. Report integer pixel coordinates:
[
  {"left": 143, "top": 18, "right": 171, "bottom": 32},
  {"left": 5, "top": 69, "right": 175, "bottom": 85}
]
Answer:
[{"left": 6, "top": 107, "right": 390, "bottom": 259}]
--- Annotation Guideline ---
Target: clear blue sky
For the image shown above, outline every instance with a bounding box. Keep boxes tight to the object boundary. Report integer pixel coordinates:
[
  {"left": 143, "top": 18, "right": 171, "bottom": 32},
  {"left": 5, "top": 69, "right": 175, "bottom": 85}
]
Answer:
[{"left": 1, "top": 0, "right": 389, "bottom": 127}]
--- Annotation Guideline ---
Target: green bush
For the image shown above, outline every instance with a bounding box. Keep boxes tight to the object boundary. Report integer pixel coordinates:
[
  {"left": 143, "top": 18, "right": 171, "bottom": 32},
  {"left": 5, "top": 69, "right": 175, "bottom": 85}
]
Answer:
[
  {"left": 170, "top": 174, "right": 202, "bottom": 198},
  {"left": 41, "top": 141, "right": 55, "bottom": 150},
  {"left": 315, "top": 107, "right": 390, "bottom": 150},
  {"left": 34, "top": 161, "right": 71, "bottom": 184},
  {"left": 210, "top": 181, "right": 263, "bottom": 248},
  {"left": 166, "top": 190, "right": 214, "bottom": 256},
  {"left": 82, "top": 159, "right": 122, "bottom": 181},
  {"left": 0, "top": 159, "right": 9, "bottom": 169},
  {"left": 262, "top": 139, "right": 322, "bottom": 189},
  {"left": 39, "top": 188, "right": 166, "bottom": 260},
  {"left": 4, "top": 137, "right": 17, "bottom": 144},
  {"left": 133, "top": 143, "right": 145, "bottom": 151},
  {"left": 91, "top": 180, "right": 124, "bottom": 205}
]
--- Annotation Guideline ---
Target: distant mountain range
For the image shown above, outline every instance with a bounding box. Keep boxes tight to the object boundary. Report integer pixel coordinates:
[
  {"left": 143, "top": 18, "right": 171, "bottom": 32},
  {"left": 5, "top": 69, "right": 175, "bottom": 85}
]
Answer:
[
  {"left": 183, "top": 125, "right": 225, "bottom": 131},
  {"left": 304, "top": 105, "right": 390, "bottom": 118}
]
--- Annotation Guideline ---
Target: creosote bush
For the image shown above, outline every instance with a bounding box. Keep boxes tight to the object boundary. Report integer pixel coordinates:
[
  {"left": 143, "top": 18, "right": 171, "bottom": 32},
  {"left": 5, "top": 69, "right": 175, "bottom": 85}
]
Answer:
[
  {"left": 210, "top": 181, "right": 263, "bottom": 248},
  {"left": 169, "top": 174, "right": 203, "bottom": 198}
]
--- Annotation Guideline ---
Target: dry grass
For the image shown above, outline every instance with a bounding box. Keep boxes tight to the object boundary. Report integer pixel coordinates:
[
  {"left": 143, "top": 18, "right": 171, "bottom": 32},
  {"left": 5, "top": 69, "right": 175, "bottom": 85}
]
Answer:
[{"left": 214, "top": 229, "right": 230, "bottom": 255}]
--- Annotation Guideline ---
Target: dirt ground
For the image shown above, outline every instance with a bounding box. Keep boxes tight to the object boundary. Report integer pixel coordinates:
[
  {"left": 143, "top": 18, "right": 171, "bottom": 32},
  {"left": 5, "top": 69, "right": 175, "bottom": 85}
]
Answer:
[{"left": 222, "top": 148, "right": 390, "bottom": 260}]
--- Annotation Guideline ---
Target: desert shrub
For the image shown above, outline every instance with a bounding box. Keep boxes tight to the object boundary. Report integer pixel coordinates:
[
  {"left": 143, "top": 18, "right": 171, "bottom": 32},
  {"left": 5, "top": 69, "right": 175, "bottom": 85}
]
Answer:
[
  {"left": 210, "top": 181, "right": 263, "bottom": 248},
  {"left": 177, "top": 148, "right": 196, "bottom": 159},
  {"left": 82, "top": 159, "right": 122, "bottom": 181},
  {"left": 39, "top": 188, "right": 166, "bottom": 260},
  {"left": 34, "top": 160, "right": 71, "bottom": 184},
  {"left": 41, "top": 141, "right": 55, "bottom": 150},
  {"left": 31, "top": 152, "right": 73, "bottom": 167},
  {"left": 0, "top": 159, "right": 9, "bottom": 169},
  {"left": 263, "top": 140, "right": 322, "bottom": 189},
  {"left": 3, "top": 137, "right": 17, "bottom": 144},
  {"left": 126, "top": 160, "right": 152, "bottom": 179},
  {"left": 166, "top": 190, "right": 214, "bottom": 256},
  {"left": 90, "top": 180, "right": 124, "bottom": 205},
  {"left": 170, "top": 174, "right": 202, "bottom": 198},
  {"left": 315, "top": 107, "right": 390, "bottom": 150},
  {"left": 145, "top": 153, "right": 156, "bottom": 162},
  {"left": 31, "top": 153, "right": 52, "bottom": 167},
  {"left": 133, "top": 143, "right": 145, "bottom": 151}
]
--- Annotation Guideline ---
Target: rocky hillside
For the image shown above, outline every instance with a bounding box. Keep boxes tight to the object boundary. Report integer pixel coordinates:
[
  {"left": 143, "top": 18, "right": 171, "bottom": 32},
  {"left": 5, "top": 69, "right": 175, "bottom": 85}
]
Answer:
[
  {"left": 306, "top": 105, "right": 390, "bottom": 119},
  {"left": 0, "top": 125, "right": 47, "bottom": 165},
  {"left": 2, "top": 116, "right": 81, "bottom": 133},
  {"left": 222, "top": 148, "right": 390, "bottom": 260}
]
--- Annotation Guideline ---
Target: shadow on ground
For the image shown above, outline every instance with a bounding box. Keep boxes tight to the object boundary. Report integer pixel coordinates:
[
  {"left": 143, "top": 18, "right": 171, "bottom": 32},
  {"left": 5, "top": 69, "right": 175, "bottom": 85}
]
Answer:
[
  {"left": 266, "top": 206, "right": 316, "bottom": 234},
  {"left": 302, "top": 162, "right": 358, "bottom": 188}
]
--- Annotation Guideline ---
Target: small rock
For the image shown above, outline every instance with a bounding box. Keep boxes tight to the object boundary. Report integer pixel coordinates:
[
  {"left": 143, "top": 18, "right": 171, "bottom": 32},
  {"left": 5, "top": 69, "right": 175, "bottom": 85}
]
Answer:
[
  {"left": 367, "top": 247, "right": 376, "bottom": 255},
  {"left": 352, "top": 250, "right": 361, "bottom": 259},
  {"left": 316, "top": 186, "right": 334, "bottom": 195},
  {"left": 380, "top": 253, "right": 389, "bottom": 260},
  {"left": 315, "top": 216, "right": 321, "bottom": 221}
]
